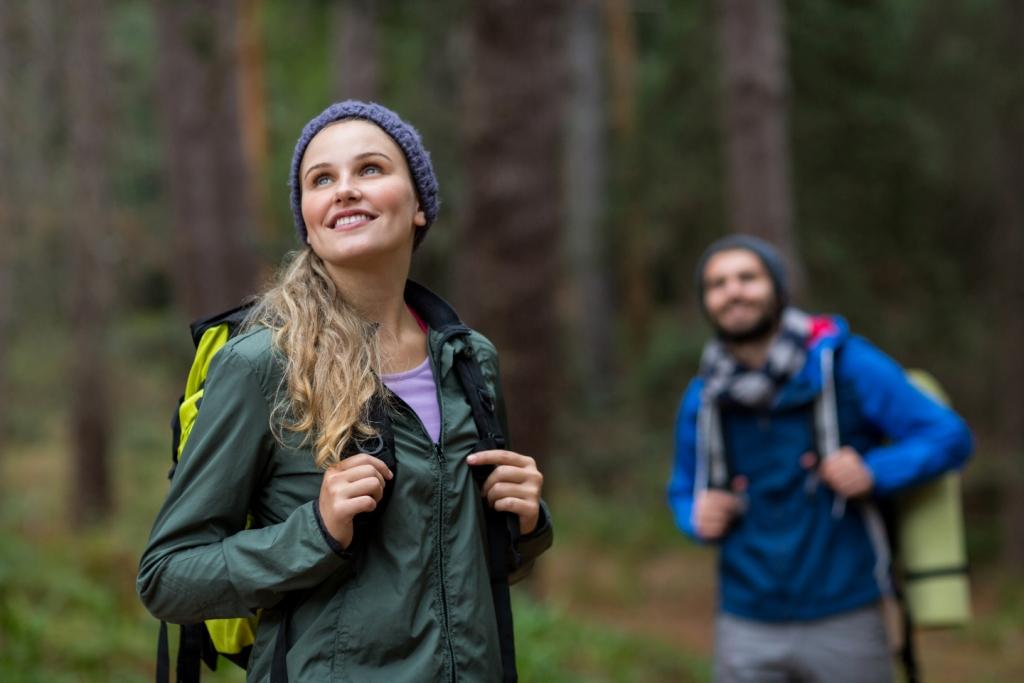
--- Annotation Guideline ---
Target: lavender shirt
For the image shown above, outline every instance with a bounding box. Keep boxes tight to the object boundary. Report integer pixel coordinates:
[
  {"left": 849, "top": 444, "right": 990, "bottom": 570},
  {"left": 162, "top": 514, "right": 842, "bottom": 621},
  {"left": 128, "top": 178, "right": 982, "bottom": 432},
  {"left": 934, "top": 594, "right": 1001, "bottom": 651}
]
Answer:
[{"left": 382, "top": 357, "right": 441, "bottom": 444}]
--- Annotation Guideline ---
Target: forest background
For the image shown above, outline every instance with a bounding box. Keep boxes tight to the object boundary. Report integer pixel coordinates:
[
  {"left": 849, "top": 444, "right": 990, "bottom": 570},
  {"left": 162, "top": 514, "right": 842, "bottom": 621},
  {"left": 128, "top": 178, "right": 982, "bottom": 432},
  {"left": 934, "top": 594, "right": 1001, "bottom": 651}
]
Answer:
[{"left": 1, "top": 0, "right": 1022, "bottom": 681}]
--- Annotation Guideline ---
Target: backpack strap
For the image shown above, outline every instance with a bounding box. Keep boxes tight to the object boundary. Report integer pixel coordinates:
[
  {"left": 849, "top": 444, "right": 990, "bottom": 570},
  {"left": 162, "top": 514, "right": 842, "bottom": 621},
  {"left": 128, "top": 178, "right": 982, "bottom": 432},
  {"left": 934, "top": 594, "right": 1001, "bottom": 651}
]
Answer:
[
  {"left": 452, "top": 342, "right": 519, "bottom": 683},
  {"left": 344, "top": 395, "right": 397, "bottom": 543},
  {"left": 813, "top": 346, "right": 920, "bottom": 679},
  {"left": 156, "top": 621, "right": 170, "bottom": 683},
  {"left": 813, "top": 346, "right": 893, "bottom": 592},
  {"left": 696, "top": 399, "right": 730, "bottom": 492}
]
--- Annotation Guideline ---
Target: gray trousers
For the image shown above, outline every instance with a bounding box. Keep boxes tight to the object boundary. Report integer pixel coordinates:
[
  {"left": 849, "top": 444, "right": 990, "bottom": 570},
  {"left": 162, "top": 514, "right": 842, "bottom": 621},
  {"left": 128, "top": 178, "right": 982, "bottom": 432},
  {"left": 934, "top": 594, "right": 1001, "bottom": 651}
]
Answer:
[{"left": 713, "top": 605, "right": 894, "bottom": 683}]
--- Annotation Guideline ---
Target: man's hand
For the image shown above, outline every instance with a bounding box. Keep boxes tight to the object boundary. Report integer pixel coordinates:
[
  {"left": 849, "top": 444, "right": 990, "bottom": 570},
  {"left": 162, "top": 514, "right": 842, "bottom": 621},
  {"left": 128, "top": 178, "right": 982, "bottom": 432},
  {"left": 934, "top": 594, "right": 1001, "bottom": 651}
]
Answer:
[
  {"left": 318, "top": 454, "right": 393, "bottom": 550},
  {"left": 694, "top": 479, "right": 745, "bottom": 540},
  {"left": 817, "top": 446, "right": 874, "bottom": 499},
  {"left": 466, "top": 450, "right": 543, "bottom": 535}
]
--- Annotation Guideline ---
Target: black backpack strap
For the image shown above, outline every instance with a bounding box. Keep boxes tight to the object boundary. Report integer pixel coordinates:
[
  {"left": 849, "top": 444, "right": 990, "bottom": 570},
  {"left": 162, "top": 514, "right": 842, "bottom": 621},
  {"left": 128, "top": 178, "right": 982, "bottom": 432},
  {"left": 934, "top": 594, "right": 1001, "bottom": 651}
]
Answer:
[
  {"left": 452, "top": 343, "right": 519, "bottom": 683},
  {"left": 175, "top": 623, "right": 203, "bottom": 683},
  {"left": 188, "top": 301, "right": 256, "bottom": 347},
  {"left": 345, "top": 394, "right": 397, "bottom": 543},
  {"left": 899, "top": 595, "right": 920, "bottom": 683},
  {"left": 156, "top": 621, "right": 170, "bottom": 683}
]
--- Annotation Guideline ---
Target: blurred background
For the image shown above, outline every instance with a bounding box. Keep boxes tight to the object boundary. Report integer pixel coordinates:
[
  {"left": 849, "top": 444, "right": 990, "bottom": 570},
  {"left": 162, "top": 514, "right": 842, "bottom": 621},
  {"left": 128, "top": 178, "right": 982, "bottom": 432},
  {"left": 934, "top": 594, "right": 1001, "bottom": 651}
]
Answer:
[{"left": 1, "top": 0, "right": 1021, "bottom": 681}]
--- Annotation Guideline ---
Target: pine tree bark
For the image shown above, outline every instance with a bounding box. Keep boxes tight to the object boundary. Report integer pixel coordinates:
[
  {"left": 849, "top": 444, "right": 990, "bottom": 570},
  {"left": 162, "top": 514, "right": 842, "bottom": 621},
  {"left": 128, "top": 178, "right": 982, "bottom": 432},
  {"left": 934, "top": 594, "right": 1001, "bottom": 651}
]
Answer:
[
  {"left": 461, "top": 0, "right": 568, "bottom": 463},
  {"left": 154, "top": 0, "right": 260, "bottom": 319},
  {"left": 0, "top": 0, "right": 15, "bottom": 459},
  {"left": 331, "top": 0, "right": 379, "bottom": 101},
  {"left": 66, "top": 0, "right": 113, "bottom": 524},
  {"left": 717, "top": 0, "right": 801, "bottom": 292},
  {"left": 995, "top": 0, "right": 1024, "bottom": 568},
  {"left": 567, "top": 0, "right": 614, "bottom": 402},
  {"left": 604, "top": 0, "right": 652, "bottom": 350},
  {"left": 238, "top": 0, "right": 272, "bottom": 249}
]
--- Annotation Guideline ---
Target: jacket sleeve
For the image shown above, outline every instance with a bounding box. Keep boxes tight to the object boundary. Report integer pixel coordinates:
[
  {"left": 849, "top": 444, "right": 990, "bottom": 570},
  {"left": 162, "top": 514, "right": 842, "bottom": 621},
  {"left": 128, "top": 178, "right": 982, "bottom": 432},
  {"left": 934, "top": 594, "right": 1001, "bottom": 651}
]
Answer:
[
  {"left": 667, "top": 381, "right": 703, "bottom": 541},
  {"left": 839, "top": 336, "right": 974, "bottom": 495},
  {"left": 509, "top": 500, "right": 553, "bottom": 584},
  {"left": 137, "top": 345, "right": 352, "bottom": 624}
]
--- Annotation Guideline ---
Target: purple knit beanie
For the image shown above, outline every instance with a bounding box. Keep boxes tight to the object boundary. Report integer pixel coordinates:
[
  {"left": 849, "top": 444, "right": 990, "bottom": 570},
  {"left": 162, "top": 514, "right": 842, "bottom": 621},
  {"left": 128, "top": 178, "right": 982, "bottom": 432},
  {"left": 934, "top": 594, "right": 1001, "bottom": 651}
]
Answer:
[{"left": 289, "top": 101, "right": 440, "bottom": 247}]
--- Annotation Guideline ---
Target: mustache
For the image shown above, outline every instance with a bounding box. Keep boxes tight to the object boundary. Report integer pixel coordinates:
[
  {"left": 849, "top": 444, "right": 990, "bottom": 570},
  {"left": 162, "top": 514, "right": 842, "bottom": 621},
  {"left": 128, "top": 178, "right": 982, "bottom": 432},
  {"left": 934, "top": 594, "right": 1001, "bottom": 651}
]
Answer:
[{"left": 721, "top": 299, "right": 758, "bottom": 312}]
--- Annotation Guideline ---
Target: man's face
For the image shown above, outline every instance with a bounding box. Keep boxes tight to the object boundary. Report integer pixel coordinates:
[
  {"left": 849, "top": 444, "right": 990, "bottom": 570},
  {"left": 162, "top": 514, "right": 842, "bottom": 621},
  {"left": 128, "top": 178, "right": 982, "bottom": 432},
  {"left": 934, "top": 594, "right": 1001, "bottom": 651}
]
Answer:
[{"left": 702, "top": 249, "right": 779, "bottom": 343}]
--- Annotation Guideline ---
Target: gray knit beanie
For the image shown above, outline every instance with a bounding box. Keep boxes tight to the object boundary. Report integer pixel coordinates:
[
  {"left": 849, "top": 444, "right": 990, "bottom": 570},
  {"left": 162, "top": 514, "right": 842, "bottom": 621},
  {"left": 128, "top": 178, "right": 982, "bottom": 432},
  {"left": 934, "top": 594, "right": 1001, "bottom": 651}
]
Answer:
[
  {"left": 694, "top": 234, "right": 790, "bottom": 315},
  {"left": 289, "top": 100, "right": 440, "bottom": 247}
]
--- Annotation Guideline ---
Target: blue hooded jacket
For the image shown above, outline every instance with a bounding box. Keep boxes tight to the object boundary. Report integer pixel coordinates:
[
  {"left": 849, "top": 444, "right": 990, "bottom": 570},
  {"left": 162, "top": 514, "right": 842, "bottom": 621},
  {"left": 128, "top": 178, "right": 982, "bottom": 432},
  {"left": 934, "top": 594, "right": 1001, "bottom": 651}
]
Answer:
[{"left": 667, "top": 316, "right": 973, "bottom": 622}]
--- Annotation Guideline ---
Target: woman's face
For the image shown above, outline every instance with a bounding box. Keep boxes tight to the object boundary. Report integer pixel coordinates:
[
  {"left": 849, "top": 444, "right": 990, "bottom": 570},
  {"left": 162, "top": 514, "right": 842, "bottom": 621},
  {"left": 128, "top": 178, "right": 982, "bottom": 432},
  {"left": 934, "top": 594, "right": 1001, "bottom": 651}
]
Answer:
[{"left": 299, "top": 120, "right": 426, "bottom": 272}]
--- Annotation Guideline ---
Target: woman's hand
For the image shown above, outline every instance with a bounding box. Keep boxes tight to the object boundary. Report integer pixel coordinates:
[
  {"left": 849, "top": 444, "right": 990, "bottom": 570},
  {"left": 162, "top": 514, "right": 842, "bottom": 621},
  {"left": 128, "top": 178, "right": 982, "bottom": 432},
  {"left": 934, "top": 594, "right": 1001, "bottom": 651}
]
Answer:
[
  {"left": 318, "top": 454, "right": 393, "bottom": 549},
  {"left": 466, "top": 450, "right": 543, "bottom": 535}
]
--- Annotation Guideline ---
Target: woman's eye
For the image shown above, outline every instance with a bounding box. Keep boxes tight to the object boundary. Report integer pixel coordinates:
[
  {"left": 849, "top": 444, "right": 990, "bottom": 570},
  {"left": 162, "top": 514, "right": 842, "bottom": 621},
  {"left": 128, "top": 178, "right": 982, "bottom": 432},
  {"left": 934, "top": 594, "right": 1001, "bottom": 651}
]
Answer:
[
  {"left": 313, "top": 174, "right": 332, "bottom": 187},
  {"left": 360, "top": 164, "right": 382, "bottom": 176}
]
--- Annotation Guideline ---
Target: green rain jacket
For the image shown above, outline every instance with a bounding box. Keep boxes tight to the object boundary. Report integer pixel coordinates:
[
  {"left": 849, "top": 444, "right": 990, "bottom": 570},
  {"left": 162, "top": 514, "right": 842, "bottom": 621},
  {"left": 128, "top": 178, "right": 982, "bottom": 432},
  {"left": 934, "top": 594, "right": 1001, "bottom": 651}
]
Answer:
[{"left": 137, "top": 282, "right": 553, "bottom": 682}]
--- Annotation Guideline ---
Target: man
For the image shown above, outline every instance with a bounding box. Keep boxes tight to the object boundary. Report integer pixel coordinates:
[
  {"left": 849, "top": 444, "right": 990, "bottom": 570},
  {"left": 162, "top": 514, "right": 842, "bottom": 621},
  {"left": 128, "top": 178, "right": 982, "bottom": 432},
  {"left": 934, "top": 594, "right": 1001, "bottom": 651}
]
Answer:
[{"left": 667, "top": 235, "right": 973, "bottom": 683}]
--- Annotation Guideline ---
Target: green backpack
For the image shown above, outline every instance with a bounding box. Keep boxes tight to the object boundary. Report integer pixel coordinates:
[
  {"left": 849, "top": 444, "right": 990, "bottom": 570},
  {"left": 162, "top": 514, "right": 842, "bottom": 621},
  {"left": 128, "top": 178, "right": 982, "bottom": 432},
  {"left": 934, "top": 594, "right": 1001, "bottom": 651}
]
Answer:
[{"left": 157, "top": 302, "right": 520, "bottom": 683}]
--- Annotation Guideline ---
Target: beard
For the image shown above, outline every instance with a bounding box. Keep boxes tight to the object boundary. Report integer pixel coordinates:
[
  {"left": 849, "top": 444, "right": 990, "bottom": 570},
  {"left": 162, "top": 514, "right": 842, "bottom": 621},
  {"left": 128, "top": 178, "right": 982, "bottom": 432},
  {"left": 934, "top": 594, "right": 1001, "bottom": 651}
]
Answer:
[{"left": 711, "top": 306, "right": 779, "bottom": 344}]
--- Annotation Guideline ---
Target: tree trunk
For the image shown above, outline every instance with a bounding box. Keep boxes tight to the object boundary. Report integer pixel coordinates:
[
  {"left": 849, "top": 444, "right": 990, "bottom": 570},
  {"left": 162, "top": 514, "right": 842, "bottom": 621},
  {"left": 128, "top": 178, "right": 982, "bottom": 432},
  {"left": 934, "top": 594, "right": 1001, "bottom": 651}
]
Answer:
[
  {"left": 0, "top": 0, "right": 15, "bottom": 458},
  {"left": 66, "top": 0, "right": 113, "bottom": 525},
  {"left": 604, "top": 0, "right": 637, "bottom": 137},
  {"left": 604, "top": 0, "right": 651, "bottom": 350},
  {"left": 717, "top": 0, "right": 801, "bottom": 293},
  {"left": 154, "top": 0, "right": 260, "bottom": 319},
  {"left": 331, "top": 0, "right": 379, "bottom": 101},
  {"left": 237, "top": 0, "right": 272, "bottom": 249},
  {"left": 566, "top": 0, "right": 614, "bottom": 402},
  {"left": 995, "top": 0, "right": 1024, "bottom": 568},
  {"left": 461, "top": 0, "right": 568, "bottom": 463}
]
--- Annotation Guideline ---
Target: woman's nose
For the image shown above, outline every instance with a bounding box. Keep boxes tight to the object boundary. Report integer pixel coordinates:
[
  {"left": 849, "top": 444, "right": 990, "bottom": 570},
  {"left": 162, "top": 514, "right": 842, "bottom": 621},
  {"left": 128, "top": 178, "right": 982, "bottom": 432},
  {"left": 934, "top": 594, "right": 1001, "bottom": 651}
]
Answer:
[{"left": 334, "top": 175, "right": 361, "bottom": 201}]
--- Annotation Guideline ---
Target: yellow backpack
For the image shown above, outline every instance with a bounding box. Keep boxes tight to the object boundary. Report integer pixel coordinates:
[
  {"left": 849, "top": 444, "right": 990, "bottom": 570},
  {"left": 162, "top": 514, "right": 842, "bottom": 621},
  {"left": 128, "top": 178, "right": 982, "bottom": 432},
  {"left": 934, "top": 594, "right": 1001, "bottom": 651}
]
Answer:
[{"left": 160, "top": 303, "right": 257, "bottom": 682}]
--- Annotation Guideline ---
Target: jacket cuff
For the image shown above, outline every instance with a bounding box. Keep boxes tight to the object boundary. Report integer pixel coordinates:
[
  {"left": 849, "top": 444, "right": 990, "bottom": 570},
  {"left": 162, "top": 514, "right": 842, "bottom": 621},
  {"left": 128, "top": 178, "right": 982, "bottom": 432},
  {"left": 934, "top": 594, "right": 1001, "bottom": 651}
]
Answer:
[
  {"left": 515, "top": 500, "right": 553, "bottom": 560},
  {"left": 313, "top": 497, "right": 353, "bottom": 559}
]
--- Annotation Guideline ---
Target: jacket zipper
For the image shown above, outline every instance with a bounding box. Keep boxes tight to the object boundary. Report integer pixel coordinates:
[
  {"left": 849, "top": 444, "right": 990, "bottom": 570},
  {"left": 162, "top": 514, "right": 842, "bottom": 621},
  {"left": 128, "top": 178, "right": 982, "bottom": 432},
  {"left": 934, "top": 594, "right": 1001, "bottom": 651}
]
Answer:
[
  {"left": 428, "top": 337, "right": 459, "bottom": 682},
  {"left": 433, "top": 441, "right": 457, "bottom": 682},
  {"left": 389, "top": 327, "right": 467, "bottom": 680},
  {"left": 385, "top": 389, "right": 457, "bottom": 680}
]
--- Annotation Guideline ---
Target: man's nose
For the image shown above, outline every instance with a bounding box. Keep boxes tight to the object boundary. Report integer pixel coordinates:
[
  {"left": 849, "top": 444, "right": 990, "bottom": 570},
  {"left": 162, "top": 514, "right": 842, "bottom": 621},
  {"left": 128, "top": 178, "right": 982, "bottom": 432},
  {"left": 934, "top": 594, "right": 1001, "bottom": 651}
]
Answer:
[{"left": 722, "top": 276, "right": 744, "bottom": 298}]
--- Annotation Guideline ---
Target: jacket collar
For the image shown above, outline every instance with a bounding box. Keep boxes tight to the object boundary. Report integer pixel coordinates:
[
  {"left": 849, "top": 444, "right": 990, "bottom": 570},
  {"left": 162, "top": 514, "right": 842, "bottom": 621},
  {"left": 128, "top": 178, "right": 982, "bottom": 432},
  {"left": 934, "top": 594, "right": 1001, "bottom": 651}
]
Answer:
[
  {"left": 404, "top": 280, "right": 473, "bottom": 341},
  {"left": 772, "top": 314, "right": 850, "bottom": 407}
]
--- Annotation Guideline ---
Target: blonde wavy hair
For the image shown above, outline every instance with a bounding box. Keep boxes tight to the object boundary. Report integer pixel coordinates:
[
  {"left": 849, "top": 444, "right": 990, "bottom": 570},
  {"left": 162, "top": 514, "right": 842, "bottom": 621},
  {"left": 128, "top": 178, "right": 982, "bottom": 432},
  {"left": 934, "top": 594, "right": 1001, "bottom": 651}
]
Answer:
[{"left": 246, "top": 248, "right": 385, "bottom": 469}]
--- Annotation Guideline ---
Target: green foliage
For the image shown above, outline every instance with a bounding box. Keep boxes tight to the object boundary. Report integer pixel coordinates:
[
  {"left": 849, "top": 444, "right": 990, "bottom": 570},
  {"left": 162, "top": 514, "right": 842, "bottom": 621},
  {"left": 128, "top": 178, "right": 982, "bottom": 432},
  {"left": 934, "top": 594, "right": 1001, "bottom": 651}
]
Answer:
[
  {"left": 514, "top": 596, "right": 708, "bottom": 683},
  {"left": 0, "top": 497, "right": 154, "bottom": 682}
]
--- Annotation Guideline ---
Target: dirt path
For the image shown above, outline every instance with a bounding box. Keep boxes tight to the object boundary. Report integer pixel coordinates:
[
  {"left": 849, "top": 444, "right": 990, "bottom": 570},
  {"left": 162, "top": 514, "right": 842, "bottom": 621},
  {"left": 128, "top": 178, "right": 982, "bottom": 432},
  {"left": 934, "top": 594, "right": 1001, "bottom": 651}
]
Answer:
[{"left": 540, "top": 543, "right": 1023, "bottom": 682}]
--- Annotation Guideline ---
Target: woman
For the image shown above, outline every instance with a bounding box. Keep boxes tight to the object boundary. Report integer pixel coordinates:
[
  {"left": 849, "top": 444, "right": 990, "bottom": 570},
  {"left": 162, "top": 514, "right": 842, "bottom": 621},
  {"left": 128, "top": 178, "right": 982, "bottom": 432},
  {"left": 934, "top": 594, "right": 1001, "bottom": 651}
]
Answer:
[{"left": 138, "top": 101, "right": 553, "bottom": 682}]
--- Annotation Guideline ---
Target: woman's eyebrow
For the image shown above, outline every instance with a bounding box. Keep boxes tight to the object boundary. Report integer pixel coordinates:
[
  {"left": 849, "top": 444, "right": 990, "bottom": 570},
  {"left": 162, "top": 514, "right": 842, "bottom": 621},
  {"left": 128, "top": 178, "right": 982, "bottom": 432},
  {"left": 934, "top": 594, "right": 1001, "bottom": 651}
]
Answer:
[
  {"left": 354, "top": 151, "right": 393, "bottom": 162},
  {"left": 303, "top": 162, "right": 331, "bottom": 180}
]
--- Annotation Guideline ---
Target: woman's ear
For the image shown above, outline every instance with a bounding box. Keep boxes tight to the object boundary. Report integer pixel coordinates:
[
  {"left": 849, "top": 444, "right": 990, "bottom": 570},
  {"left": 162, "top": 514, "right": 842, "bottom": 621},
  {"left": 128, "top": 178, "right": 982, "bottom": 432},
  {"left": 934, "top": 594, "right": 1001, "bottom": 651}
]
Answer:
[{"left": 413, "top": 207, "right": 427, "bottom": 227}]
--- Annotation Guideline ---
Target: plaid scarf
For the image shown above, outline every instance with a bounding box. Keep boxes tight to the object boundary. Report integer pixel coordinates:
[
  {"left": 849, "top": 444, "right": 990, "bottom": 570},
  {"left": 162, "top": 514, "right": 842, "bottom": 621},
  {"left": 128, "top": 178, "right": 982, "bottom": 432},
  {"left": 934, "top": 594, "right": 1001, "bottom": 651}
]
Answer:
[
  {"left": 699, "top": 307, "right": 814, "bottom": 408},
  {"left": 695, "top": 308, "right": 814, "bottom": 490}
]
